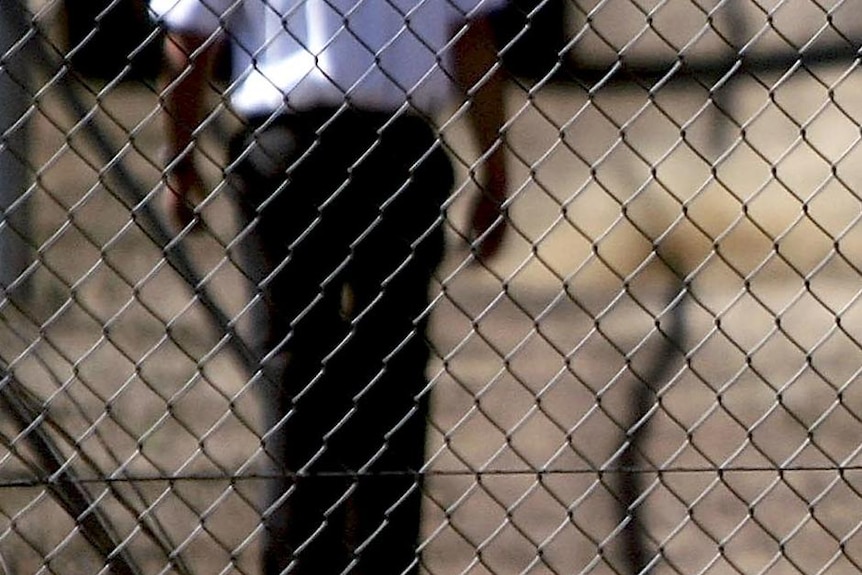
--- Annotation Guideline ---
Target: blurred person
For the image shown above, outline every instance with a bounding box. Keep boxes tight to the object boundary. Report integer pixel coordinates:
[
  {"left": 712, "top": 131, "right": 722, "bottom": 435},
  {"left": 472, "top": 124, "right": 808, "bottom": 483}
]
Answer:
[{"left": 149, "top": 0, "right": 509, "bottom": 573}]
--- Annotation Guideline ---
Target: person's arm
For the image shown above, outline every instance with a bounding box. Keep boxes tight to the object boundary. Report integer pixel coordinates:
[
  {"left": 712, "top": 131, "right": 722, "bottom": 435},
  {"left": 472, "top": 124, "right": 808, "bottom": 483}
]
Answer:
[
  {"left": 160, "top": 30, "right": 221, "bottom": 229},
  {"left": 453, "top": 14, "right": 508, "bottom": 262}
]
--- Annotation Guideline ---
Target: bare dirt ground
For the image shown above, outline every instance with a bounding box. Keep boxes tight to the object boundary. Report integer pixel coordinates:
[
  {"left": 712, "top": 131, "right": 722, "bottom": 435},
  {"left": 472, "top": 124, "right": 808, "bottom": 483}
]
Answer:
[{"left": 3, "top": 3, "right": 862, "bottom": 574}]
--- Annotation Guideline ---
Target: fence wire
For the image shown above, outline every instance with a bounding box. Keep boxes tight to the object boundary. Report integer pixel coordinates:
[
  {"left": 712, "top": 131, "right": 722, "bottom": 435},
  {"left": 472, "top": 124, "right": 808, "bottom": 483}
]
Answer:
[{"left": 2, "top": 0, "right": 862, "bottom": 574}]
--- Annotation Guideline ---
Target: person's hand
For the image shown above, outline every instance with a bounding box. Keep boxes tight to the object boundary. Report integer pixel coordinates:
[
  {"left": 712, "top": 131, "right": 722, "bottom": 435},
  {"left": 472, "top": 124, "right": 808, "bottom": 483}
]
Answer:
[
  {"left": 470, "top": 168, "right": 507, "bottom": 263},
  {"left": 163, "top": 157, "right": 206, "bottom": 232}
]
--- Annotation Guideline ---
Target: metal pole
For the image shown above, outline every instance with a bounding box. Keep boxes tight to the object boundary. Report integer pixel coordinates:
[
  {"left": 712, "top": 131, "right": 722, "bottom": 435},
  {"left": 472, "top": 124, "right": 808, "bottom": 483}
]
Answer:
[{"left": 0, "top": 0, "right": 34, "bottom": 302}]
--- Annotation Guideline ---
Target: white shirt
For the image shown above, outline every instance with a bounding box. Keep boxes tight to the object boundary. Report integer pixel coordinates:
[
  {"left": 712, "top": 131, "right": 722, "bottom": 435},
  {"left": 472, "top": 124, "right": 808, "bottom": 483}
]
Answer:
[{"left": 150, "top": 0, "right": 504, "bottom": 117}]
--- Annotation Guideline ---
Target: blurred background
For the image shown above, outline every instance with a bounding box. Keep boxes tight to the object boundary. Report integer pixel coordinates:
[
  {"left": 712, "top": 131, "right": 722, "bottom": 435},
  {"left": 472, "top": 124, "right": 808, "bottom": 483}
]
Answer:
[{"left": 2, "top": 0, "right": 862, "bottom": 573}]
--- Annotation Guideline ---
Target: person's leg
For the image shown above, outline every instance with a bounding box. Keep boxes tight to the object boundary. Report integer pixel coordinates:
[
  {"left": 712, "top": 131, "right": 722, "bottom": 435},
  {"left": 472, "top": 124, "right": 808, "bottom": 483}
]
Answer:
[
  {"left": 232, "top": 113, "right": 367, "bottom": 575},
  {"left": 324, "top": 115, "right": 452, "bottom": 574},
  {"left": 235, "top": 110, "right": 451, "bottom": 575}
]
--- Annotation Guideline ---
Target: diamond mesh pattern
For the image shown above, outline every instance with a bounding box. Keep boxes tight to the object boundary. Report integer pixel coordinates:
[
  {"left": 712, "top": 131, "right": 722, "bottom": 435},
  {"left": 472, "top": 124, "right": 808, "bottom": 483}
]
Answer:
[{"left": 1, "top": 0, "right": 862, "bottom": 573}]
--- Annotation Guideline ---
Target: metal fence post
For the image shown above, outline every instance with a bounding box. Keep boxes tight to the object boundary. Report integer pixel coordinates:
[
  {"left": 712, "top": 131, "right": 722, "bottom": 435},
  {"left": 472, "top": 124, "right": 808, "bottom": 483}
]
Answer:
[{"left": 0, "top": 1, "right": 33, "bottom": 301}]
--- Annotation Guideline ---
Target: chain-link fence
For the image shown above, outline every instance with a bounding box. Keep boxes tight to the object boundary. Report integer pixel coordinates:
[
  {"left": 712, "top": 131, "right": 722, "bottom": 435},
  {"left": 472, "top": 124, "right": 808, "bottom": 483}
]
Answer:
[{"left": 2, "top": 0, "right": 862, "bottom": 573}]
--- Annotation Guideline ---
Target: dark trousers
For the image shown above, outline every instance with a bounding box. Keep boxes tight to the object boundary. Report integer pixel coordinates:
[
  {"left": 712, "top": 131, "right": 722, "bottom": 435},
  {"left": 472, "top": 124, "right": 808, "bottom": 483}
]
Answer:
[{"left": 229, "top": 109, "right": 452, "bottom": 575}]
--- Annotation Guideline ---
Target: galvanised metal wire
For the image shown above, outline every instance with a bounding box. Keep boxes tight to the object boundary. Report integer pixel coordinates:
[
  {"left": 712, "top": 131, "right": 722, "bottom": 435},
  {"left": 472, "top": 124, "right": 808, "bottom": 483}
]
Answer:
[{"left": 2, "top": 0, "right": 862, "bottom": 573}]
